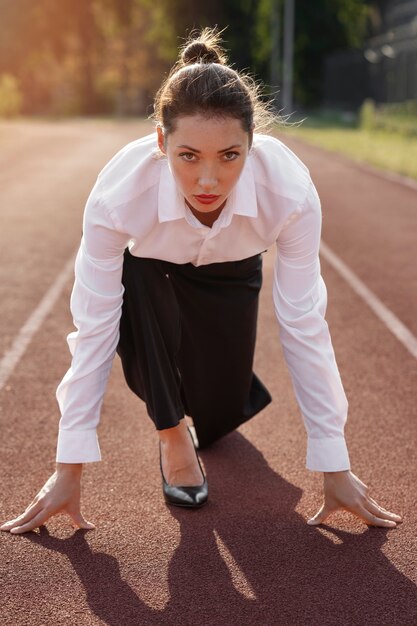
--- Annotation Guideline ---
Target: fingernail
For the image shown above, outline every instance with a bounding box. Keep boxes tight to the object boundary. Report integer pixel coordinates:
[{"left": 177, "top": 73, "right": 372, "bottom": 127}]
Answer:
[
  {"left": 10, "top": 528, "right": 20, "bottom": 534},
  {"left": 307, "top": 519, "right": 316, "bottom": 525}
]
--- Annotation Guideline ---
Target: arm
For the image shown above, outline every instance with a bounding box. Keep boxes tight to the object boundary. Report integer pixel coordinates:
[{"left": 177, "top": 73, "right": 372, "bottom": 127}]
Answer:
[
  {"left": 56, "top": 186, "right": 129, "bottom": 463},
  {"left": 274, "top": 179, "right": 350, "bottom": 472},
  {"left": 274, "top": 180, "right": 402, "bottom": 527},
  {"left": 1, "top": 185, "right": 129, "bottom": 534}
]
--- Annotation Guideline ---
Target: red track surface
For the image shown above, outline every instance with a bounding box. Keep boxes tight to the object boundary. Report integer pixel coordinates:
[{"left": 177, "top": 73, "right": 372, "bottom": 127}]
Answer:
[{"left": 0, "top": 120, "right": 416, "bottom": 625}]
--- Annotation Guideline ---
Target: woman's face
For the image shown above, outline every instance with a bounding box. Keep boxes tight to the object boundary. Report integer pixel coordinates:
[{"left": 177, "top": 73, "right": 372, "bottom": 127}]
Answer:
[{"left": 157, "top": 114, "right": 251, "bottom": 214}]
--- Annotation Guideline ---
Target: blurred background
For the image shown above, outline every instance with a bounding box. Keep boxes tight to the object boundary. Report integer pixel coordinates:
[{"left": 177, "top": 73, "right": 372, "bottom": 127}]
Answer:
[{"left": 0, "top": 0, "right": 416, "bottom": 177}]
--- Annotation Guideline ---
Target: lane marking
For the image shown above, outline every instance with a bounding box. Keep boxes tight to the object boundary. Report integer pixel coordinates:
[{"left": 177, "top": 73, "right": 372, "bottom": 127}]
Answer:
[
  {"left": 0, "top": 251, "right": 77, "bottom": 391},
  {"left": 320, "top": 240, "right": 417, "bottom": 361},
  {"left": 1, "top": 240, "right": 416, "bottom": 395}
]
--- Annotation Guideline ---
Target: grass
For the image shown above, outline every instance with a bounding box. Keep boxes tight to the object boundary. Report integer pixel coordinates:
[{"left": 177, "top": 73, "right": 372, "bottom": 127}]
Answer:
[
  {"left": 278, "top": 110, "right": 417, "bottom": 181},
  {"left": 1, "top": 112, "right": 416, "bottom": 181}
]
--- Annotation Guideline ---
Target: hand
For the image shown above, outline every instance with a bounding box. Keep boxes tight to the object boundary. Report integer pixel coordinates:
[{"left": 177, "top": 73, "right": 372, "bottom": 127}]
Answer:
[
  {"left": 0, "top": 463, "right": 95, "bottom": 535},
  {"left": 307, "top": 470, "right": 403, "bottom": 528}
]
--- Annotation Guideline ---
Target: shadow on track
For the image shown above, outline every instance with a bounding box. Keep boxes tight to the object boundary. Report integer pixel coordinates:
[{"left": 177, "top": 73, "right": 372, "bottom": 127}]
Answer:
[{"left": 21, "top": 432, "right": 416, "bottom": 626}]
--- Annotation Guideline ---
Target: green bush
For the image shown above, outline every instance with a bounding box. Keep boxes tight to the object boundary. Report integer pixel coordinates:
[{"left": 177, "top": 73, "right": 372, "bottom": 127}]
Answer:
[
  {"left": 359, "top": 98, "right": 376, "bottom": 130},
  {"left": 382, "top": 100, "right": 417, "bottom": 117},
  {"left": 377, "top": 100, "right": 417, "bottom": 136},
  {"left": 0, "top": 74, "right": 22, "bottom": 118},
  {"left": 358, "top": 98, "right": 417, "bottom": 137}
]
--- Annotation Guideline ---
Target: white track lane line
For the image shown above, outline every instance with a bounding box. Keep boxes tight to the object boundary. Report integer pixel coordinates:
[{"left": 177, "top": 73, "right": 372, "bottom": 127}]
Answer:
[
  {"left": 0, "top": 251, "right": 77, "bottom": 391},
  {"left": 320, "top": 240, "right": 417, "bottom": 361},
  {"left": 1, "top": 240, "right": 416, "bottom": 393}
]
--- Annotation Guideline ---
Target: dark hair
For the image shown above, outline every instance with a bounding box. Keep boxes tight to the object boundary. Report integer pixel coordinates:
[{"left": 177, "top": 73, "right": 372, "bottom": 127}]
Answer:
[{"left": 152, "top": 27, "right": 277, "bottom": 139}]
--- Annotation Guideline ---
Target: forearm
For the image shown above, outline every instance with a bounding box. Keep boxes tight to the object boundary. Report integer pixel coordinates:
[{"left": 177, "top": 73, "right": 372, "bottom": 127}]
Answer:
[
  {"left": 323, "top": 470, "right": 349, "bottom": 475},
  {"left": 55, "top": 242, "right": 124, "bottom": 464},
  {"left": 274, "top": 184, "right": 351, "bottom": 472}
]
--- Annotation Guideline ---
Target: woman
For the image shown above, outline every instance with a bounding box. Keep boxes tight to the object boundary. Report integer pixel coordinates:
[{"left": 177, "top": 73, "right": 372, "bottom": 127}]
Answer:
[{"left": 1, "top": 28, "right": 402, "bottom": 533}]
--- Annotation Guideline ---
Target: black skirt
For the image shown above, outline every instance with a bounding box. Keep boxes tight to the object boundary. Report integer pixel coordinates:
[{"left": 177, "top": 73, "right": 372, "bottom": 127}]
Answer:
[{"left": 116, "top": 247, "right": 272, "bottom": 449}]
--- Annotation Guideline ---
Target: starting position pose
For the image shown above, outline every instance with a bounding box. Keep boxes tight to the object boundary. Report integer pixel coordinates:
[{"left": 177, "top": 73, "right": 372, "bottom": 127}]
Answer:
[{"left": 1, "top": 28, "right": 402, "bottom": 533}]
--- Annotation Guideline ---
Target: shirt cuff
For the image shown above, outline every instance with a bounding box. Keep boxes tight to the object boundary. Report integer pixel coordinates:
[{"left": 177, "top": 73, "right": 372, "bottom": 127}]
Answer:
[
  {"left": 306, "top": 437, "right": 351, "bottom": 472},
  {"left": 56, "top": 428, "right": 102, "bottom": 463}
]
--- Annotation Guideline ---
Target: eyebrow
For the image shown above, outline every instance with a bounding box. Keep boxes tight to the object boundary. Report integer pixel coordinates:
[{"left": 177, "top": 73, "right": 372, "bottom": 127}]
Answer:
[{"left": 176, "top": 144, "right": 242, "bottom": 153}]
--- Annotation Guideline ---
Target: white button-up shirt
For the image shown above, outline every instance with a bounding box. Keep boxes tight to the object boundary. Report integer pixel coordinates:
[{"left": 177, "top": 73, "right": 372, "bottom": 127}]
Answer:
[{"left": 56, "top": 131, "right": 351, "bottom": 472}]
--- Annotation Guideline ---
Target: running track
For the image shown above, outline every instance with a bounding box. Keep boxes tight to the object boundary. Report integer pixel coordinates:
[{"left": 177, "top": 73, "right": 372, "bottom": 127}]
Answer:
[{"left": 0, "top": 119, "right": 416, "bottom": 625}]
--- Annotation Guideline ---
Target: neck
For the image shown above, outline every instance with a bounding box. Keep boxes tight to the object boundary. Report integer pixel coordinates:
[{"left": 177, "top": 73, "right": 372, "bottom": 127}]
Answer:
[{"left": 185, "top": 199, "right": 227, "bottom": 228}]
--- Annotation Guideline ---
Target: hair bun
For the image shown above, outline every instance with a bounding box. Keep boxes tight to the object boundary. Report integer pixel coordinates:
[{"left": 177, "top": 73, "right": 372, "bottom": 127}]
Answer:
[{"left": 181, "top": 41, "right": 222, "bottom": 65}]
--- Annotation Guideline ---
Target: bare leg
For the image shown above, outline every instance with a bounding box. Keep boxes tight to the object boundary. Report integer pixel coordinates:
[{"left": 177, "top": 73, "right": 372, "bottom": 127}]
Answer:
[{"left": 158, "top": 419, "right": 204, "bottom": 487}]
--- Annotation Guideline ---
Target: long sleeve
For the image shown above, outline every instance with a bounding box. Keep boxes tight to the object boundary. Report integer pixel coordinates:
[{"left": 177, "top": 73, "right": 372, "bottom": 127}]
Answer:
[
  {"left": 55, "top": 184, "right": 129, "bottom": 463},
  {"left": 273, "top": 179, "right": 351, "bottom": 472}
]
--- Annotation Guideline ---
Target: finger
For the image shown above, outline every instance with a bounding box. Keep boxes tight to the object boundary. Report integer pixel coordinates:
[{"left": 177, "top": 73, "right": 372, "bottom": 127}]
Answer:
[
  {"left": 364, "top": 497, "right": 402, "bottom": 523},
  {"left": 307, "top": 501, "right": 335, "bottom": 526},
  {"left": 68, "top": 510, "right": 95, "bottom": 530},
  {"left": 356, "top": 504, "right": 397, "bottom": 528},
  {"left": 0, "top": 523, "right": 14, "bottom": 532},
  {"left": 368, "top": 494, "right": 403, "bottom": 519},
  {"left": 0, "top": 502, "right": 43, "bottom": 531},
  {"left": 10, "top": 510, "right": 50, "bottom": 534},
  {"left": 24, "top": 495, "right": 42, "bottom": 512}
]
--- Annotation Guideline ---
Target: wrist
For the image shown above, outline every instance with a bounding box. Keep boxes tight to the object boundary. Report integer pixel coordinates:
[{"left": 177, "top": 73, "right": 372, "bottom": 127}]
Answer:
[
  {"left": 323, "top": 469, "right": 350, "bottom": 482},
  {"left": 56, "top": 462, "right": 83, "bottom": 476}
]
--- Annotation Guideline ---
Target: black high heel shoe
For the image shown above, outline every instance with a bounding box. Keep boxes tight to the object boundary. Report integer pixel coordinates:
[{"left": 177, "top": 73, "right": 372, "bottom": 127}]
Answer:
[{"left": 159, "top": 427, "right": 208, "bottom": 508}]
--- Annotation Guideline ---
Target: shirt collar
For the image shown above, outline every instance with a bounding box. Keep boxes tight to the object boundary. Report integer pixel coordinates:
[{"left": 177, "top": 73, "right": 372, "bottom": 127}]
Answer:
[
  {"left": 225, "top": 155, "right": 258, "bottom": 219},
  {"left": 157, "top": 154, "right": 258, "bottom": 224}
]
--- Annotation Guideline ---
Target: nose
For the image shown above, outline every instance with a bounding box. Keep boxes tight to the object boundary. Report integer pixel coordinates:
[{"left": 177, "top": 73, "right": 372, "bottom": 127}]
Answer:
[{"left": 197, "top": 163, "right": 218, "bottom": 192}]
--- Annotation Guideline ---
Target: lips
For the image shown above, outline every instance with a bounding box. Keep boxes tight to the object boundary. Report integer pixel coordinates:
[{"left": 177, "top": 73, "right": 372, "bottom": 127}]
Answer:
[{"left": 194, "top": 194, "right": 220, "bottom": 205}]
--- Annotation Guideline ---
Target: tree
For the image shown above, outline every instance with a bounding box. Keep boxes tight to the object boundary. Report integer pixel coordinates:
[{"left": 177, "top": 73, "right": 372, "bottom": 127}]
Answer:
[
  {"left": 0, "top": 0, "right": 376, "bottom": 114},
  {"left": 0, "top": 0, "right": 173, "bottom": 115}
]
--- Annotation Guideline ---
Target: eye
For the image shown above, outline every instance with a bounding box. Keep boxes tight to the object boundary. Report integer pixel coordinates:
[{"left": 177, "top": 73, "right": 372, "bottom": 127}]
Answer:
[
  {"left": 222, "top": 151, "right": 240, "bottom": 161},
  {"left": 179, "top": 152, "right": 197, "bottom": 162}
]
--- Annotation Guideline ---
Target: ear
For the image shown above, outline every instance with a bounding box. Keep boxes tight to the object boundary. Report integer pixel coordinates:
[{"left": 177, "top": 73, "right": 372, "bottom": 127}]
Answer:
[{"left": 156, "top": 125, "right": 166, "bottom": 154}]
